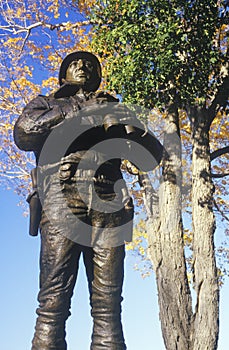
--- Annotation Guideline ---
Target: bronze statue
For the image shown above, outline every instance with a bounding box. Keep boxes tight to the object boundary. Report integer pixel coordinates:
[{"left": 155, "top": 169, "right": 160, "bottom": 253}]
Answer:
[{"left": 14, "top": 51, "right": 163, "bottom": 349}]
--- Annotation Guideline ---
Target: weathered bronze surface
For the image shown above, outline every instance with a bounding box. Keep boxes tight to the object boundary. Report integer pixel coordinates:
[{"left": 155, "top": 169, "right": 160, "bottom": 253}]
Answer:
[{"left": 14, "top": 51, "right": 163, "bottom": 349}]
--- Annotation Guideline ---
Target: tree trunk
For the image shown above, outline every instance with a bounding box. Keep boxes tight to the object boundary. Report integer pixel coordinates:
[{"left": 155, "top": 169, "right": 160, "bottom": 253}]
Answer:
[
  {"left": 147, "top": 111, "right": 193, "bottom": 350},
  {"left": 142, "top": 109, "right": 219, "bottom": 350},
  {"left": 191, "top": 113, "right": 219, "bottom": 349}
]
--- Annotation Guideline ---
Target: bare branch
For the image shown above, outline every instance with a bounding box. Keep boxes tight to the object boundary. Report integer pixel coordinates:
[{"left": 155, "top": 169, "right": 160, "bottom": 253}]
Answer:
[
  {"left": 138, "top": 172, "right": 158, "bottom": 218},
  {"left": 211, "top": 172, "right": 229, "bottom": 178},
  {"left": 0, "top": 19, "right": 91, "bottom": 35},
  {"left": 214, "top": 199, "right": 229, "bottom": 222},
  {"left": 0, "top": 18, "right": 92, "bottom": 54},
  {"left": 2, "top": 60, "right": 29, "bottom": 105},
  {"left": 19, "top": 28, "right": 31, "bottom": 56},
  {"left": 210, "top": 146, "right": 229, "bottom": 161},
  {"left": 0, "top": 172, "right": 27, "bottom": 179}
]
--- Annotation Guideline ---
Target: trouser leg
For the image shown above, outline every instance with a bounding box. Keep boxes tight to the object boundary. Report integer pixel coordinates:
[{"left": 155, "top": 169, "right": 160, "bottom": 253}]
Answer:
[
  {"left": 82, "top": 246, "right": 94, "bottom": 298},
  {"left": 90, "top": 245, "right": 126, "bottom": 350},
  {"left": 31, "top": 224, "right": 81, "bottom": 350}
]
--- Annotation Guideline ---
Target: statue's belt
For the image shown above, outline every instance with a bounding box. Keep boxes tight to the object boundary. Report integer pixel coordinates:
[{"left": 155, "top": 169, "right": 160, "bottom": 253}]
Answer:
[{"left": 27, "top": 152, "right": 127, "bottom": 237}]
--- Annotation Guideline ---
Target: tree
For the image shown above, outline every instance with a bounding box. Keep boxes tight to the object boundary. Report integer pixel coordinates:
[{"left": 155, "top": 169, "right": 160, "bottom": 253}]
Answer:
[
  {"left": 82, "top": 0, "right": 228, "bottom": 349},
  {"left": 0, "top": 1, "right": 228, "bottom": 349},
  {"left": 0, "top": 0, "right": 92, "bottom": 200}
]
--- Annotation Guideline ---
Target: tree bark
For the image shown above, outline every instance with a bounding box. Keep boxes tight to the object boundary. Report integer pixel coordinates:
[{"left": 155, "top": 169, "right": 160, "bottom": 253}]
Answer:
[
  {"left": 191, "top": 112, "right": 219, "bottom": 350},
  {"left": 141, "top": 108, "right": 220, "bottom": 350},
  {"left": 147, "top": 111, "right": 193, "bottom": 350}
]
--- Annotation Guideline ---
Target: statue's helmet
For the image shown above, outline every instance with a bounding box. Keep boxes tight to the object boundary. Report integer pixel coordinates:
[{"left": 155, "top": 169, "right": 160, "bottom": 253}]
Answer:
[{"left": 58, "top": 51, "right": 102, "bottom": 92}]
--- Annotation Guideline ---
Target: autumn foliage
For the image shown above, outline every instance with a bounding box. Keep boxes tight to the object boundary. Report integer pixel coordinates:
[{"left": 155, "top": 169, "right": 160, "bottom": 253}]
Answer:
[
  {"left": 0, "top": 0, "right": 228, "bottom": 266},
  {"left": 0, "top": 0, "right": 92, "bottom": 196},
  {"left": 0, "top": 1, "right": 228, "bottom": 349}
]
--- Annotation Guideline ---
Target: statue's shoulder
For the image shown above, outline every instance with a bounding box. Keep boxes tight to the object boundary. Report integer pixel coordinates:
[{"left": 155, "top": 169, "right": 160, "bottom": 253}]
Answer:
[
  {"left": 39, "top": 93, "right": 58, "bottom": 101},
  {"left": 31, "top": 94, "right": 53, "bottom": 103},
  {"left": 23, "top": 94, "right": 49, "bottom": 109},
  {"left": 95, "top": 91, "right": 119, "bottom": 103},
  {"left": 37, "top": 93, "right": 68, "bottom": 104}
]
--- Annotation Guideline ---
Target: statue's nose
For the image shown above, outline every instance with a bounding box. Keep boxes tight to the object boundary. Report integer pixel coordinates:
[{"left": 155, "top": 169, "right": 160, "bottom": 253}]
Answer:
[{"left": 77, "top": 59, "right": 84, "bottom": 69}]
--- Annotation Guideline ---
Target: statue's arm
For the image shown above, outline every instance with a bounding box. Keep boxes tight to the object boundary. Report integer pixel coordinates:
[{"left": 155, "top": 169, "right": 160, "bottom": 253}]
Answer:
[
  {"left": 14, "top": 95, "right": 77, "bottom": 152},
  {"left": 110, "top": 104, "right": 163, "bottom": 171},
  {"left": 112, "top": 106, "right": 163, "bottom": 171},
  {"left": 124, "top": 125, "right": 163, "bottom": 172}
]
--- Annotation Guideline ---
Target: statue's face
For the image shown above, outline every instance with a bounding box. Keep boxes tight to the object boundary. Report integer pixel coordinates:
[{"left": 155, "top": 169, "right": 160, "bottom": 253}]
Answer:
[{"left": 65, "top": 58, "right": 94, "bottom": 86}]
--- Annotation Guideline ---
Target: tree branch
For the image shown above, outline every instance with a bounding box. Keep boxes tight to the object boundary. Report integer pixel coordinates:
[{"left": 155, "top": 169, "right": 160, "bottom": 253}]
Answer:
[
  {"left": 210, "top": 146, "right": 229, "bottom": 161},
  {"left": 0, "top": 20, "right": 91, "bottom": 35},
  {"left": 213, "top": 199, "right": 229, "bottom": 222},
  {"left": 19, "top": 28, "right": 31, "bottom": 56},
  {"left": 0, "top": 19, "right": 92, "bottom": 54},
  {"left": 0, "top": 21, "right": 43, "bottom": 34},
  {"left": 2, "top": 61, "right": 28, "bottom": 105},
  {"left": 208, "top": 75, "right": 229, "bottom": 125},
  {"left": 211, "top": 172, "right": 229, "bottom": 178}
]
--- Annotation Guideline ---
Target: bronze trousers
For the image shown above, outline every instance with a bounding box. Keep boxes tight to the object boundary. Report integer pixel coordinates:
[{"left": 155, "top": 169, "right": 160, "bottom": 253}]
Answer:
[
  {"left": 31, "top": 234, "right": 126, "bottom": 350},
  {"left": 31, "top": 172, "right": 131, "bottom": 349}
]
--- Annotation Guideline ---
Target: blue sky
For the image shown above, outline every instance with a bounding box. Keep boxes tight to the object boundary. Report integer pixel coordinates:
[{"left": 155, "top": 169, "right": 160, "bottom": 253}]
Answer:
[
  {"left": 1, "top": 187, "right": 229, "bottom": 350},
  {"left": 0, "top": 3, "right": 228, "bottom": 349}
]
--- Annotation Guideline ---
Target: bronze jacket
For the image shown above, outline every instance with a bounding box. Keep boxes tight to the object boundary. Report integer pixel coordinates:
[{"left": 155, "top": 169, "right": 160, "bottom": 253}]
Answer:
[{"left": 14, "top": 92, "right": 163, "bottom": 173}]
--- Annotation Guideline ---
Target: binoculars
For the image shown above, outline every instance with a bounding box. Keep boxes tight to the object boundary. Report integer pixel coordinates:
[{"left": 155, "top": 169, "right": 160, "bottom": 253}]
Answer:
[{"left": 103, "top": 114, "right": 135, "bottom": 134}]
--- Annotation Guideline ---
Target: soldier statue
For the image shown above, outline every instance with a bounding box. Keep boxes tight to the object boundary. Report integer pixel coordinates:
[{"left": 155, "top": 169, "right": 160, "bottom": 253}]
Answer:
[{"left": 14, "top": 51, "right": 163, "bottom": 350}]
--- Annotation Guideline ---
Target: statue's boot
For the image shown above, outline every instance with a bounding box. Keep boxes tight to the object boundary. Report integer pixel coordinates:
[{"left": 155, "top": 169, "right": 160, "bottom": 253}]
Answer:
[
  {"left": 31, "top": 320, "right": 67, "bottom": 350},
  {"left": 90, "top": 245, "right": 126, "bottom": 350}
]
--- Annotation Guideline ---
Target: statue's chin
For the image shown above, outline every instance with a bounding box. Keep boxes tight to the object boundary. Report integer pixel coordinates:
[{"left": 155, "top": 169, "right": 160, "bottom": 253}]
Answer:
[{"left": 65, "top": 77, "right": 88, "bottom": 86}]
